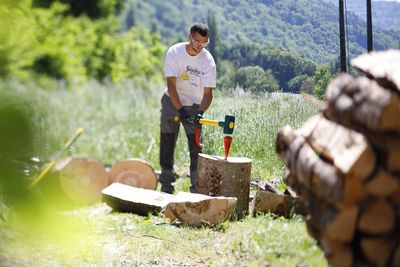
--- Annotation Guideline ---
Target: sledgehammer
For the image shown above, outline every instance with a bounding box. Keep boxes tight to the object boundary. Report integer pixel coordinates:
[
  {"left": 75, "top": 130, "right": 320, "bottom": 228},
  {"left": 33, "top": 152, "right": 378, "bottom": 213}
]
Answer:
[
  {"left": 199, "top": 115, "right": 235, "bottom": 134},
  {"left": 175, "top": 115, "right": 235, "bottom": 134}
]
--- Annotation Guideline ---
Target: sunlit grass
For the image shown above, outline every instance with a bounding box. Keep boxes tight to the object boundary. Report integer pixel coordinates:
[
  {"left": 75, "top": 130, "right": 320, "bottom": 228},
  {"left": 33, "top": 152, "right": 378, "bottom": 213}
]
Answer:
[{"left": 0, "top": 79, "right": 323, "bottom": 266}]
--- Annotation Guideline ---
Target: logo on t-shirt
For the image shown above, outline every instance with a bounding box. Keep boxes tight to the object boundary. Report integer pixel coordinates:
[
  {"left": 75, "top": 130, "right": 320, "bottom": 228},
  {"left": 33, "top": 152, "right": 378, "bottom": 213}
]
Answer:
[{"left": 186, "top": 66, "right": 201, "bottom": 77}]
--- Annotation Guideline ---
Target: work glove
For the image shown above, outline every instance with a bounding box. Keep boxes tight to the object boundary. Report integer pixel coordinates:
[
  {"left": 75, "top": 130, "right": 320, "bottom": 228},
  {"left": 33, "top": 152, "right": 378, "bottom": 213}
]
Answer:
[
  {"left": 178, "top": 107, "right": 193, "bottom": 124},
  {"left": 194, "top": 111, "right": 204, "bottom": 126}
]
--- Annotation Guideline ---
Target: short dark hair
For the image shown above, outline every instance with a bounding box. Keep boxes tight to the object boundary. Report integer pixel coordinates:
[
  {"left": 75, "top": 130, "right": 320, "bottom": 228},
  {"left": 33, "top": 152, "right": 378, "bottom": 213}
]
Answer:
[{"left": 190, "top": 22, "right": 209, "bottom": 37}]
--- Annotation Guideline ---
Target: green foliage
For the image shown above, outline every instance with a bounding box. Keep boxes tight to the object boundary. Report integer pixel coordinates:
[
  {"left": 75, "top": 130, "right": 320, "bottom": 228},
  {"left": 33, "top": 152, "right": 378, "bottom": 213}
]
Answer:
[
  {"left": 223, "top": 44, "right": 316, "bottom": 91},
  {"left": 313, "top": 65, "right": 333, "bottom": 99},
  {"left": 287, "top": 74, "right": 310, "bottom": 93},
  {"left": 300, "top": 77, "right": 316, "bottom": 94},
  {"left": 33, "top": 0, "right": 124, "bottom": 18},
  {"left": 0, "top": 0, "right": 37, "bottom": 78},
  {"left": 0, "top": 1, "right": 165, "bottom": 83},
  {"left": 258, "top": 49, "right": 316, "bottom": 90},
  {"left": 236, "top": 66, "right": 279, "bottom": 93},
  {"left": 207, "top": 9, "right": 222, "bottom": 67},
  {"left": 217, "top": 60, "right": 236, "bottom": 90}
]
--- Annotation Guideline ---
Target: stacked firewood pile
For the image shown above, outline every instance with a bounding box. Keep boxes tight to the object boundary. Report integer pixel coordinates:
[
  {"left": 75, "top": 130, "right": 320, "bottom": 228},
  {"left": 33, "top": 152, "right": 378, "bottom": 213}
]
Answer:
[{"left": 276, "top": 50, "right": 400, "bottom": 267}]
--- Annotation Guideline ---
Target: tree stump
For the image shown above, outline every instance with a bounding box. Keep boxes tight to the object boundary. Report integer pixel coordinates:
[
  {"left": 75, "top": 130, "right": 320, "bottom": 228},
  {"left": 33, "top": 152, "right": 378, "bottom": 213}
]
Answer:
[
  {"left": 108, "top": 158, "right": 157, "bottom": 190},
  {"left": 195, "top": 153, "right": 252, "bottom": 218},
  {"left": 41, "top": 157, "right": 109, "bottom": 207}
]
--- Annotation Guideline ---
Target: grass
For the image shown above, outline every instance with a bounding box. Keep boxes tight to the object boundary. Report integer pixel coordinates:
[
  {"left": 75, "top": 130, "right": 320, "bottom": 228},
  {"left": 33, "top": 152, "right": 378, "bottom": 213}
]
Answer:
[{"left": 0, "top": 79, "right": 326, "bottom": 266}]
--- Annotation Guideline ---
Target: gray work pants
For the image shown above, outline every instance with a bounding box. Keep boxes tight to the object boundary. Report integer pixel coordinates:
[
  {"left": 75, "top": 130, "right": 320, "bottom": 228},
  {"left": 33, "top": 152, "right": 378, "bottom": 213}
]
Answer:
[{"left": 159, "top": 93, "right": 202, "bottom": 193}]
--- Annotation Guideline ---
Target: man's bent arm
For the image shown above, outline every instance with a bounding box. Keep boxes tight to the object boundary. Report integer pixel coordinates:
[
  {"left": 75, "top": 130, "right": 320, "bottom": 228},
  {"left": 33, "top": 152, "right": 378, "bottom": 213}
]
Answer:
[
  {"left": 167, "top": 77, "right": 183, "bottom": 110},
  {"left": 199, "top": 87, "right": 213, "bottom": 112}
]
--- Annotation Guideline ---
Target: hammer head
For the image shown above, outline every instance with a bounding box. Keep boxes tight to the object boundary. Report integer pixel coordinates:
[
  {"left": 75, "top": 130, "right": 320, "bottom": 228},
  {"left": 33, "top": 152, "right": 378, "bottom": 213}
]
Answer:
[{"left": 223, "top": 115, "right": 235, "bottom": 134}]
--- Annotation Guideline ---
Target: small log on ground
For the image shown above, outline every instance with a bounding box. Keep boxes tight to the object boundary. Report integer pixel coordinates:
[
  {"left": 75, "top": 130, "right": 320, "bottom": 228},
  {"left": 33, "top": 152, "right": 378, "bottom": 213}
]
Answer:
[
  {"left": 195, "top": 153, "right": 251, "bottom": 218},
  {"left": 108, "top": 158, "right": 157, "bottom": 190},
  {"left": 350, "top": 49, "right": 400, "bottom": 92},
  {"left": 163, "top": 192, "right": 237, "bottom": 226},
  {"left": 250, "top": 190, "right": 306, "bottom": 217},
  {"left": 102, "top": 183, "right": 174, "bottom": 216},
  {"left": 41, "top": 157, "right": 109, "bottom": 206}
]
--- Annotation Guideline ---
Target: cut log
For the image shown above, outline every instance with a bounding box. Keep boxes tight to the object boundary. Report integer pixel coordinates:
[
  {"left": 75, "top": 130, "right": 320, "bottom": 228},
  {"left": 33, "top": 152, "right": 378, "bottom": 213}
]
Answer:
[
  {"left": 108, "top": 158, "right": 157, "bottom": 190},
  {"left": 388, "top": 145, "right": 400, "bottom": 173},
  {"left": 297, "top": 114, "right": 376, "bottom": 180},
  {"left": 341, "top": 177, "right": 369, "bottom": 207},
  {"left": 250, "top": 190, "right": 306, "bottom": 217},
  {"left": 41, "top": 157, "right": 110, "bottom": 206},
  {"left": 163, "top": 192, "right": 237, "bottom": 226},
  {"left": 195, "top": 153, "right": 251, "bottom": 218},
  {"left": 360, "top": 237, "right": 396, "bottom": 267},
  {"left": 358, "top": 199, "right": 396, "bottom": 234},
  {"left": 327, "top": 245, "right": 354, "bottom": 267},
  {"left": 392, "top": 242, "right": 400, "bottom": 267},
  {"left": 365, "top": 170, "right": 399, "bottom": 197},
  {"left": 325, "top": 74, "right": 400, "bottom": 133},
  {"left": 325, "top": 207, "right": 359, "bottom": 243},
  {"left": 350, "top": 49, "right": 400, "bottom": 92},
  {"left": 276, "top": 126, "right": 344, "bottom": 205},
  {"left": 102, "top": 183, "right": 174, "bottom": 216}
]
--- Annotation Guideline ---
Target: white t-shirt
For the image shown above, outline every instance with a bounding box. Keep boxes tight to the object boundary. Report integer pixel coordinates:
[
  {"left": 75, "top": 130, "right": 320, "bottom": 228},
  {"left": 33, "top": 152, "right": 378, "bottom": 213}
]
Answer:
[{"left": 164, "top": 42, "right": 216, "bottom": 106}]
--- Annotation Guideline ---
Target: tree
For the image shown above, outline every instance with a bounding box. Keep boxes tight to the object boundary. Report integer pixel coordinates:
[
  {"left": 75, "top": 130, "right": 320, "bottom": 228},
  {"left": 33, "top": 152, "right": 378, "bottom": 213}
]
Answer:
[
  {"left": 300, "top": 77, "right": 315, "bottom": 94},
  {"left": 287, "top": 74, "right": 310, "bottom": 93},
  {"left": 124, "top": 2, "right": 136, "bottom": 31},
  {"left": 218, "top": 60, "right": 236, "bottom": 90},
  {"left": 313, "top": 65, "right": 332, "bottom": 99},
  {"left": 207, "top": 10, "right": 221, "bottom": 68},
  {"left": 236, "top": 66, "right": 279, "bottom": 93},
  {"left": 33, "top": 0, "right": 124, "bottom": 18}
]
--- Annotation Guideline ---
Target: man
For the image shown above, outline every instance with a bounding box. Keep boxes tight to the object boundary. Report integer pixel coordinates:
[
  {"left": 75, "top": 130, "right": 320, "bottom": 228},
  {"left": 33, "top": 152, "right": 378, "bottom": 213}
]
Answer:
[{"left": 159, "top": 22, "right": 216, "bottom": 194}]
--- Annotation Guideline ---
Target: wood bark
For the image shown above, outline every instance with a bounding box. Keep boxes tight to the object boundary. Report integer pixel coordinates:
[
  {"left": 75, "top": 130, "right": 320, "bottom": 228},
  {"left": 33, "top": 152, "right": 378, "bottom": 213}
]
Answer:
[
  {"left": 250, "top": 190, "right": 306, "bottom": 217},
  {"left": 42, "top": 157, "right": 109, "bottom": 206},
  {"left": 195, "top": 153, "right": 251, "bottom": 218},
  {"left": 163, "top": 192, "right": 237, "bottom": 226},
  {"left": 102, "top": 183, "right": 174, "bottom": 216},
  {"left": 108, "top": 158, "right": 157, "bottom": 190}
]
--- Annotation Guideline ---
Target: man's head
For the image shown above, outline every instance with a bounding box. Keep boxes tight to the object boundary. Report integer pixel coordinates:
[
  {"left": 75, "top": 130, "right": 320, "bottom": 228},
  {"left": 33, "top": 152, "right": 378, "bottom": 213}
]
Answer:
[
  {"left": 188, "top": 22, "right": 210, "bottom": 54},
  {"left": 190, "top": 22, "right": 209, "bottom": 37}
]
